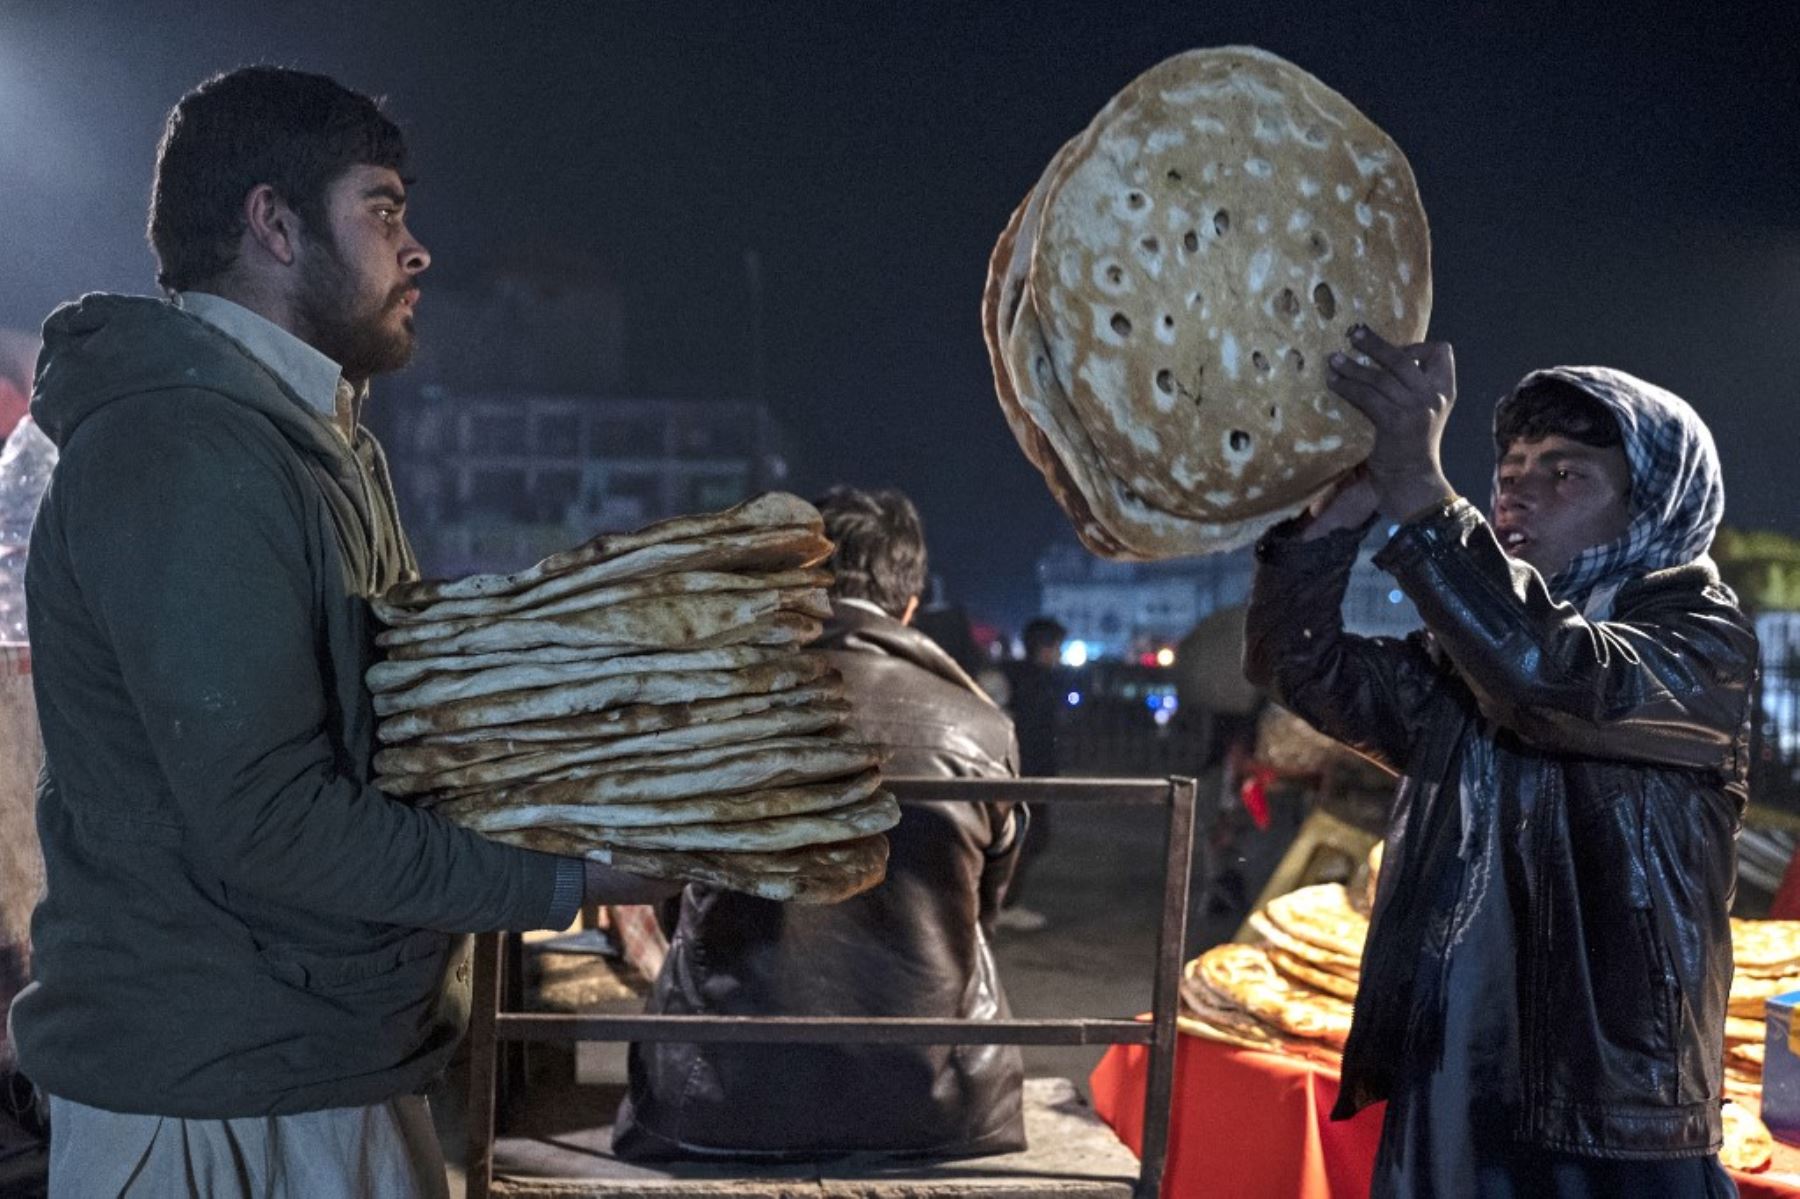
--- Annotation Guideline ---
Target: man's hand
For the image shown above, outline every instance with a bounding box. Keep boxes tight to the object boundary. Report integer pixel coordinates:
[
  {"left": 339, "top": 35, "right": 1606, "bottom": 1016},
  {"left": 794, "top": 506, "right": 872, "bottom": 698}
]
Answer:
[
  {"left": 1299, "top": 465, "right": 1380, "bottom": 541},
  {"left": 583, "top": 859, "right": 684, "bottom": 907},
  {"left": 1326, "top": 326, "right": 1459, "bottom": 521}
]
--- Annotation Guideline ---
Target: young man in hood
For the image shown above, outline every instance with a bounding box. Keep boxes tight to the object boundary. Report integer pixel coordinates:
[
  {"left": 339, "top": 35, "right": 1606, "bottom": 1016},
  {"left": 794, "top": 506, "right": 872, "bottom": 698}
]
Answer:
[
  {"left": 13, "top": 67, "right": 672, "bottom": 1197},
  {"left": 1245, "top": 326, "right": 1755, "bottom": 1196}
]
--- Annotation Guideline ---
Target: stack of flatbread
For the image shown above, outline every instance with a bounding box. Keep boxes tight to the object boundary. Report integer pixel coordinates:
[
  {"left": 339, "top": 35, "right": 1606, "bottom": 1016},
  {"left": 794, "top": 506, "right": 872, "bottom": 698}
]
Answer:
[
  {"left": 1722, "top": 918, "right": 1800, "bottom": 1118},
  {"left": 1182, "top": 883, "right": 1780, "bottom": 1171},
  {"left": 1180, "top": 883, "right": 1363, "bottom": 1057},
  {"left": 368, "top": 493, "right": 898, "bottom": 904},
  {"left": 984, "top": 46, "right": 1432, "bottom": 559}
]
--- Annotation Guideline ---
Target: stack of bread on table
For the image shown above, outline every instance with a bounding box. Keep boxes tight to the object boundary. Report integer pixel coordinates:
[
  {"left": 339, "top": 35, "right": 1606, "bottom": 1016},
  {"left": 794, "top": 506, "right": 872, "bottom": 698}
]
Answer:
[
  {"left": 367, "top": 493, "right": 897, "bottom": 904},
  {"left": 1725, "top": 918, "right": 1800, "bottom": 1112},
  {"left": 1181, "top": 856, "right": 1779, "bottom": 1171},
  {"left": 982, "top": 45, "right": 1433, "bottom": 560}
]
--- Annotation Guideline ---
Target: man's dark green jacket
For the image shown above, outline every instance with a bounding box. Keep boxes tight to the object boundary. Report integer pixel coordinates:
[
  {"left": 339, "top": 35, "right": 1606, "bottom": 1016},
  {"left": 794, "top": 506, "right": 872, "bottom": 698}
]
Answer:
[{"left": 11, "top": 294, "right": 568, "bottom": 1117}]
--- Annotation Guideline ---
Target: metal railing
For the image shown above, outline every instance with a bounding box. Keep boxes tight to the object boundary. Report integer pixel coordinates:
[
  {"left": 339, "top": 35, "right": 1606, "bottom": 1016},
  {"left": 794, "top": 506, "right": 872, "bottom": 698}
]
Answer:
[{"left": 464, "top": 775, "right": 1196, "bottom": 1199}]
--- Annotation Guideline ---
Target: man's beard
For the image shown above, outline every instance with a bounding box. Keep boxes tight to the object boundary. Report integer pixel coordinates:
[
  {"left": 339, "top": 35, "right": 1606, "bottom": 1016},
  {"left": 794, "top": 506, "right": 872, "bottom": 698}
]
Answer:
[{"left": 293, "top": 240, "right": 416, "bottom": 382}]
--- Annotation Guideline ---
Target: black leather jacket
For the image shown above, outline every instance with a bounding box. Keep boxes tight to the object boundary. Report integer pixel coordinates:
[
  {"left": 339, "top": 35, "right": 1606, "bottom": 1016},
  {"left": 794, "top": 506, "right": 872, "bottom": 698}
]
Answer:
[
  {"left": 1245, "top": 500, "right": 1757, "bottom": 1158},
  {"left": 613, "top": 599, "right": 1025, "bottom": 1159}
]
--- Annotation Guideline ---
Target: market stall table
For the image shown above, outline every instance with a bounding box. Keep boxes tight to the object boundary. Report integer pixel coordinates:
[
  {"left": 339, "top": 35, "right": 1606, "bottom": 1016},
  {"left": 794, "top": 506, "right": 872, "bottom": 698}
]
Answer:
[{"left": 1091, "top": 1031, "right": 1800, "bottom": 1199}]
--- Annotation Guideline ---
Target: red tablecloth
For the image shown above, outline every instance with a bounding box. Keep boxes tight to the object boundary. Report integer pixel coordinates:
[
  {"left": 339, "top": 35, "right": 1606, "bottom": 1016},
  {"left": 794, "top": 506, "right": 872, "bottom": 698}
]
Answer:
[{"left": 1090, "top": 1033, "right": 1800, "bottom": 1199}]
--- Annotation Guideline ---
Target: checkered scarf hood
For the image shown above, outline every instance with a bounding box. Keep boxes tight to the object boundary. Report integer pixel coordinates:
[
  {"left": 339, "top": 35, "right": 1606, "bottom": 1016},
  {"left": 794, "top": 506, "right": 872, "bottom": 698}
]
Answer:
[{"left": 1492, "top": 366, "right": 1724, "bottom": 617}]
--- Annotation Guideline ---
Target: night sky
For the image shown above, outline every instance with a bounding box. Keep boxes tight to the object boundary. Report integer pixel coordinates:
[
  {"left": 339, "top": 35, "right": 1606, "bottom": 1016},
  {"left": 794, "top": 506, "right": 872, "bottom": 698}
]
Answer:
[{"left": 2, "top": 1, "right": 1796, "bottom": 626}]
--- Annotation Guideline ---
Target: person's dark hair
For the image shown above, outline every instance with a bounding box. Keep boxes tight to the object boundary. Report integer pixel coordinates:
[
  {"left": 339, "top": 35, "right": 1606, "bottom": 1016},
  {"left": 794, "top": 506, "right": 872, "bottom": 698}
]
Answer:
[
  {"left": 1022, "top": 617, "right": 1067, "bottom": 658},
  {"left": 814, "top": 486, "right": 927, "bottom": 619},
  {"left": 1494, "top": 377, "right": 1623, "bottom": 457},
  {"left": 148, "top": 67, "right": 408, "bottom": 293}
]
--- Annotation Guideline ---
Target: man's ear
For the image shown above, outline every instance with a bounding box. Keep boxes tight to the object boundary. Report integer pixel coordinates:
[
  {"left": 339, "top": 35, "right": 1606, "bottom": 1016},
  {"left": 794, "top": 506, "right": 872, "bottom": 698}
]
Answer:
[
  {"left": 243, "top": 183, "right": 301, "bottom": 268},
  {"left": 900, "top": 596, "right": 920, "bottom": 626}
]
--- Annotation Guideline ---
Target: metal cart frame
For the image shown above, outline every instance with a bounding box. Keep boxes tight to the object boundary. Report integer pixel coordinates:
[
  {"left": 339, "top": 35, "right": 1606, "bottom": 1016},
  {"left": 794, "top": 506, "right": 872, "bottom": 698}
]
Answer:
[{"left": 464, "top": 775, "right": 1197, "bottom": 1199}]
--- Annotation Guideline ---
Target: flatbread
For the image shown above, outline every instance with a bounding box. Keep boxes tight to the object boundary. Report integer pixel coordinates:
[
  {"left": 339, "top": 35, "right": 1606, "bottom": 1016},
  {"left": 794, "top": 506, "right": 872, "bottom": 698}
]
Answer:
[
  {"left": 1266, "top": 947, "right": 1359, "bottom": 1001},
  {"left": 1733, "top": 918, "right": 1800, "bottom": 977},
  {"left": 983, "top": 184, "right": 1133, "bottom": 559},
  {"left": 376, "top": 702, "right": 851, "bottom": 794},
  {"left": 1029, "top": 46, "right": 1429, "bottom": 523},
  {"left": 1729, "top": 970, "right": 1800, "bottom": 1018},
  {"left": 1179, "top": 960, "right": 1291, "bottom": 1051},
  {"left": 436, "top": 737, "right": 880, "bottom": 816},
  {"left": 375, "top": 567, "right": 828, "bottom": 632},
  {"left": 1246, "top": 909, "right": 1361, "bottom": 977},
  {"left": 388, "top": 524, "right": 833, "bottom": 622},
  {"left": 447, "top": 768, "right": 883, "bottom": 832},
  {"left": 1721, "top": 1100, "right": 1773, "bottom": 1173},
  {"left": 493, "top": 831, "right": 891, "bottom": 905},
  {"left": 1730, "top": 1041, "right": 1766, "bottom": 1069},
  {"left": 375, "top": 682, "right": 847, "bottom": 769},
  {"left": 376, "top": 587, "right": 830, "bottom": 658},
  {"left": 1002, "top": 236, "right": 1285, "bottom": 559},
  {"left": 422, "top": 729, "right": 874, "bottom": 805},
  {"left": 1191, "top": 942, "right": 1354, "bottom": 1047},
  {"left": 522, "top": 790, "right": 901, "bottom": 853},
  {"left": 1262, "top": 883, "right": 1368, "bottom": 960},
  {"left": 1726, "top": 1015, "right": 1766, "bottom": 1044},
  {"left": 372, "top": 645, "right": 793, "bottom": 717},
  {"left": 378, "top": 654, "right": 835, "bottom": 742},
  {"left": 370, "top": 641, "right": 675, "bottom": 694},
  {"left": 381, "top": 492, "right": 824, "bottom": 606}
]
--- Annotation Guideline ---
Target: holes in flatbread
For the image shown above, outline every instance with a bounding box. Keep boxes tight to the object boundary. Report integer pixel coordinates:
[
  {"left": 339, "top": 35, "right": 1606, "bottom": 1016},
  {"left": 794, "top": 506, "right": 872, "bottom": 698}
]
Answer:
[
  {"left": 1276, "top": 288, "right": 1300, "bottom": 318},
  {"left": 1156, "top": 369, "right": 1175, "bottom": 395},
  {"left": 1166, "top": 168, "right": 1183, "bottom": 183},
  {"left": 1127, "top": 191, "right": 1147, "bottom": 210},
  {"left": 1183, "top": 229, "right": 1199, "bottom": 253},
  {"left": 1111, "top": 312, "right": 1133, "bottom": 337},
  {"left": 1161, "top": 313, "right": 1175, "bottom": 333},
  {"left": 1213, "top": 210, "right": 1231, "bottom": 237},
  {"left": 1229, "top": 430, "right": 1252, "bottom": 453},
  {"left": 1308, "top": 231, "right": 1330, "bottom": 259},
  {"left": 1105, "top": 264, "right": 1125, "bottom": 285},
  {"left": 1268, "top": 405, "right": 1279, "bottom": 419},
  {"left": 1187, "top": 290, "right": 1204, "bottom": 310},
  {"left": 1252, "top": 350, "right": 1271, "bottom": 374},
  {"left": 1313, "top": 283, "right": 1337, "bottom": 320},
  {"left": 1288, "top": 348, "right": 1306, "bottom": 373},
  {"left": 1139, "top": 236, "right": 1160, "bottom": 255}
]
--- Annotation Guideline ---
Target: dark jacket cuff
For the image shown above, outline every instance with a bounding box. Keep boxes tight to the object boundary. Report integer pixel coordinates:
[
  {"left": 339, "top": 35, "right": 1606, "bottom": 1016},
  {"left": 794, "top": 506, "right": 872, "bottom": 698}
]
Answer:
[
  {"left": 1373, "top": 497, "right": 1481, "bottom": 575},
  {"left": 1254, "top": 512, "right": 1376, "bottom": 568},
  {"left": 540, "top": 854, "right": 586, "bottom": 931}
]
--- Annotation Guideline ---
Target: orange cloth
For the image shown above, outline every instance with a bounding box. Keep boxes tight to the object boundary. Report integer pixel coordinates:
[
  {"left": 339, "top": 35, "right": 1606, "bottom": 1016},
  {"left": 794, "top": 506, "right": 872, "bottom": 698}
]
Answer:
[{"left": 1090, "top": 1034, "right": 1800, "bottom": 1199}]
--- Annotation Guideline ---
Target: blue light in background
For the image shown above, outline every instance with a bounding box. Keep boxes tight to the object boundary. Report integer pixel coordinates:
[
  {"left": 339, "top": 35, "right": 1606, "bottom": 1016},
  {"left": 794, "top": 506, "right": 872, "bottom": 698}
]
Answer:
[{"left": 1066, "top": 691, "right": 1082, "bottom": 707}]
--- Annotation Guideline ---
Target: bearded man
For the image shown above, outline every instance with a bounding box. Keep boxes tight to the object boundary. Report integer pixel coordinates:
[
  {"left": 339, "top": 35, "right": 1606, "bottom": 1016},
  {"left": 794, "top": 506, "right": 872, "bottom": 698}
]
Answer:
[
  {"left": 1247, "top": 325, "right": 1756, "bottom": 1197},
  {"left": 12, "top": 68, "right": 672, "bottom": 1198}
]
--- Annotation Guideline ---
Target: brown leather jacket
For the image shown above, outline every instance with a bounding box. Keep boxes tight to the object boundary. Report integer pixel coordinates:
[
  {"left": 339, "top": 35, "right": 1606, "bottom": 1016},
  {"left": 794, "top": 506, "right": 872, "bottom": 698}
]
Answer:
[
  {"left": 1245, "top": 501, "right": 1757, "bottom": 1158},
  {"left": 612, "top": 599, "right": 1025, "bottom": 1160}
]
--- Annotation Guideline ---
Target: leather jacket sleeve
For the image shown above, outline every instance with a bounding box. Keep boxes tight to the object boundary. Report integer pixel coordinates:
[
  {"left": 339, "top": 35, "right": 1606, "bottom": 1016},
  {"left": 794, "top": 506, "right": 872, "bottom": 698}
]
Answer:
[
  {"left": 1244, "top": 517, "right": 1444, "bottom": 775},
  {"left": 1375, "top": 499, "right": 1757, "bottom": 772}
]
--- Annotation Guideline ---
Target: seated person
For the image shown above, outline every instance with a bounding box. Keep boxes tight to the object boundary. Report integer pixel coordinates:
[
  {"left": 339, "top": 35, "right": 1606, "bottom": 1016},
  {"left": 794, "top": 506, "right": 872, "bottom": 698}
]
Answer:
[{"left": 613, "top": 485, "right": 1026, "bottom": 1160}]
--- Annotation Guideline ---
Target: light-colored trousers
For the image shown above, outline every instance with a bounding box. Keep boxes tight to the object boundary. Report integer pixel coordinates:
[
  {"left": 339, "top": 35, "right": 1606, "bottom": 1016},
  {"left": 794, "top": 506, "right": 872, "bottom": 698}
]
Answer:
[{"left": 47, "top": 1094, "right": 449, "bottom": 1198}]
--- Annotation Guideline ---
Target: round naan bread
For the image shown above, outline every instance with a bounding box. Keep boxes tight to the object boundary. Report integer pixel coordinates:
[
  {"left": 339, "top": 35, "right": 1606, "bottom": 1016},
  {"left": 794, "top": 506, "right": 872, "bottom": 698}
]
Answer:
[
  {"left": 1263, "top": 883, "right": 1369, "bottom": 960},
  {"left": 1721, "top": 1100, "right": 1773, "bottom": 1173},
  {"left": 1733, "top": 918, "right": 1800, "bottom": 977},
  {"left": 1191, "top": 943, "right": 1354, "bottom": 1047},
  {"left": 1029, "top": 46, "right": 1431, "bottom": 524}
]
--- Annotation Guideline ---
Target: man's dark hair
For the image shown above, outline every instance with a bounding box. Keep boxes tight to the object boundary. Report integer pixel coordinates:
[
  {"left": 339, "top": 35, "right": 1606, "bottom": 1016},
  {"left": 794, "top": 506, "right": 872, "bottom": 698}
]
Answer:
[
  {"left": 1494, "top": 377, "right": 1624, "bottom": 457},
  {"left": 1022, "top": 617, "right": 1067, "bottom": 658},
  {"left": 148, "top": 67, "right": 408, "bottom": 293},
  {"left": 814, "top": 487, "right": 928, "bottom": 620}
]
